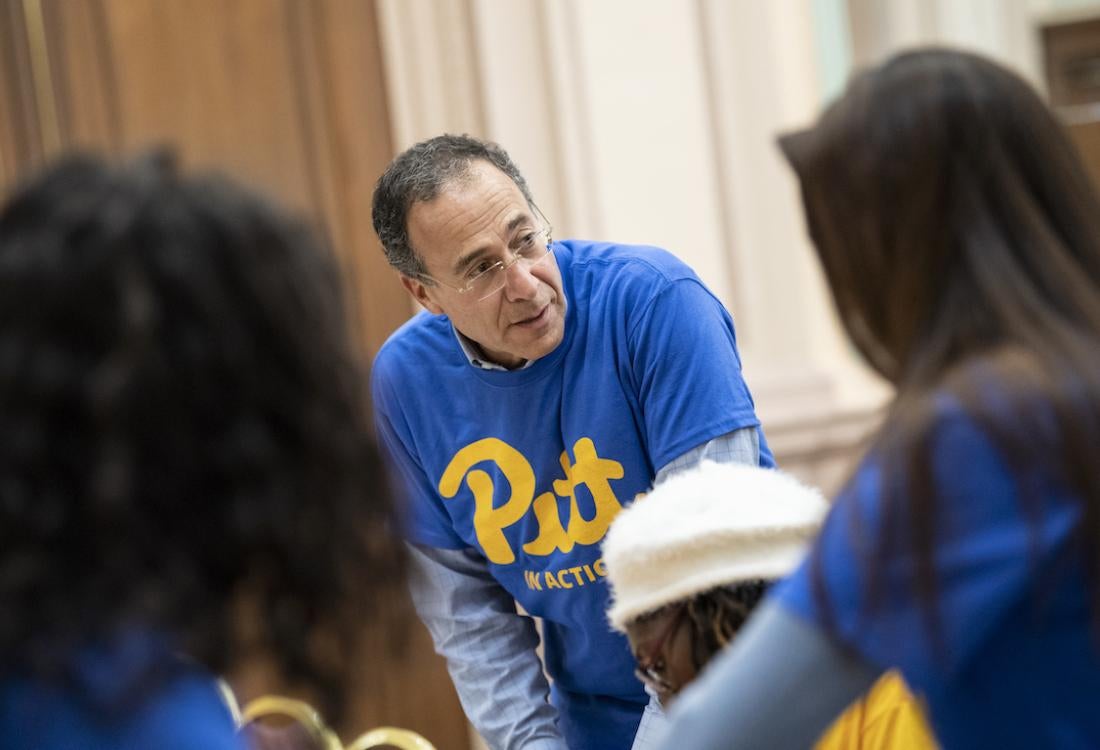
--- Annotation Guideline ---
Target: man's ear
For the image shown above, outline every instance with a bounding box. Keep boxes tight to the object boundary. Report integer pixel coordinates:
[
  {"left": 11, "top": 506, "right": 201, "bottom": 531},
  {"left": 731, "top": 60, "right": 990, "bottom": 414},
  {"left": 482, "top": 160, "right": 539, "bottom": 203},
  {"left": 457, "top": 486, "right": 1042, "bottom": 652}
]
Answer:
[{"left": 401, "top": 275, "right": 445, "bottom": 315}]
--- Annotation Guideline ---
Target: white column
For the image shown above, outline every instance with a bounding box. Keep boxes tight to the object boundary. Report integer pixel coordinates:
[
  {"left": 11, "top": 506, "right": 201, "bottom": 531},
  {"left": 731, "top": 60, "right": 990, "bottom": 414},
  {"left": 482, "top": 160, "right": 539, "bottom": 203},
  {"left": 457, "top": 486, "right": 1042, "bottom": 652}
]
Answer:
[{"left": 699, "top": 0, "right": 840, "bottom": 390}]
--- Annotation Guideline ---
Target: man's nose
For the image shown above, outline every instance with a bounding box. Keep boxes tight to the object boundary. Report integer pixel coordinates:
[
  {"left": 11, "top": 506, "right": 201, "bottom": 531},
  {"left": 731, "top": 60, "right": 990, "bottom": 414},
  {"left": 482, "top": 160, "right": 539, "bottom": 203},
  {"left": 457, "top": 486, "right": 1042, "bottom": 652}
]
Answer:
[{"left": 502, "top": 258, "right": 539, "bottom": 301}]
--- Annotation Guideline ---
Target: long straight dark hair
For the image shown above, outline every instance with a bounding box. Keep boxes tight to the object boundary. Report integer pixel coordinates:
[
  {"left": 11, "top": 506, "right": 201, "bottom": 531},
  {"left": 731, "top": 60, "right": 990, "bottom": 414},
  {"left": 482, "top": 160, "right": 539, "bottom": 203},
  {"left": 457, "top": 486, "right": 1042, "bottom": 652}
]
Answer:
[{"left": 780, "top": 49, "right": 1100, "bottom": 638}]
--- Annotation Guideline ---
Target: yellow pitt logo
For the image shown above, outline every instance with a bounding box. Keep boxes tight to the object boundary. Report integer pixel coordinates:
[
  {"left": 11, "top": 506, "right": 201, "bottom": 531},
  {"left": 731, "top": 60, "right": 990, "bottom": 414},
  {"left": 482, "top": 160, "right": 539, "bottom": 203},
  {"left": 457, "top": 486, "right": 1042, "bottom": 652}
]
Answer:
[{"left": 438, "top": 437, "right": 625, "bottom": 565}]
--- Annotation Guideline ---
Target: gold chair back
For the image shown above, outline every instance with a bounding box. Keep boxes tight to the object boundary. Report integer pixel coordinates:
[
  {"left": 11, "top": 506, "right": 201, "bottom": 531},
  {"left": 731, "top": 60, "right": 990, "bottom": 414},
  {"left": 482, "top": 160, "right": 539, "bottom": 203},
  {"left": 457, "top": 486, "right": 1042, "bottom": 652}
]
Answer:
[{"left": 231, "top": 690, "right": 437, "bottom": 750}]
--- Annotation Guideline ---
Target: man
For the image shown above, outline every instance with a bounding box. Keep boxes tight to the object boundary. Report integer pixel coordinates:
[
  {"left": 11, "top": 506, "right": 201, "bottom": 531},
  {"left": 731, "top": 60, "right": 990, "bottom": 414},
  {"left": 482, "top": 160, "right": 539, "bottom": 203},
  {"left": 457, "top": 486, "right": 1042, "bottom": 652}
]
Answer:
[{"left": 370, "top": 134, "right": 772, "bottom": 750}]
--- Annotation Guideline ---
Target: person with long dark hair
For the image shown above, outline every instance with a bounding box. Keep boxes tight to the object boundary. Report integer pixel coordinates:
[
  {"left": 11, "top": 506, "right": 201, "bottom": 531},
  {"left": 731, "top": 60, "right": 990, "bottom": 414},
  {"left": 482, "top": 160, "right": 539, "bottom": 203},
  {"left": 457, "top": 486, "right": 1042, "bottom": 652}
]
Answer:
[
  {"left": 0, "top": 153, "right": 402, "bottom": 749},
  {"left": 659, "top": 48, "right": 1100, "bottom": 748}
]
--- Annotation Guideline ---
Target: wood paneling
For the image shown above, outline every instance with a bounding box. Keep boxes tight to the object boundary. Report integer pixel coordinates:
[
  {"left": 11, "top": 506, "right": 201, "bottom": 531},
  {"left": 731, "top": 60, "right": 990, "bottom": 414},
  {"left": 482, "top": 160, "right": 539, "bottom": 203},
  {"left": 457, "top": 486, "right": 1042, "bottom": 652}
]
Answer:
[
  {"left": 0, "top": 0, "right": 46, "bottom": 188},
  {"left": 277, "top": 0, "right": 410, "bottom": 362},
  {"left": 1, "top": 2, "right": 465, "bottom": 746},
  {"left": 41, "top": 0, "right": 120, "bottom": 152},
  {"left": 1044, "top": 17, "right": 1100, "bottom": 107},
  {"left": 96, "top": 0, "right": 320, "bottom": 210},
  {"left": 13, "top": 0, "right": 410, "bottom": 359},
  {"left": 1044, "top": 17, "right": 1100, "bottom": 192}
]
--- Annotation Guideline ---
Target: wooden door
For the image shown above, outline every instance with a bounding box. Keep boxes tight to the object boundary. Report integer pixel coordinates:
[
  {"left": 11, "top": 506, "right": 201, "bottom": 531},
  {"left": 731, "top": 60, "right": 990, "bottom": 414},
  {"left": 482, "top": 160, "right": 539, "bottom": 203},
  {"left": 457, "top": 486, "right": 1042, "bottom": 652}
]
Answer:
[{"left": 0, "top": 1, "right": 467, "bottom": 746}]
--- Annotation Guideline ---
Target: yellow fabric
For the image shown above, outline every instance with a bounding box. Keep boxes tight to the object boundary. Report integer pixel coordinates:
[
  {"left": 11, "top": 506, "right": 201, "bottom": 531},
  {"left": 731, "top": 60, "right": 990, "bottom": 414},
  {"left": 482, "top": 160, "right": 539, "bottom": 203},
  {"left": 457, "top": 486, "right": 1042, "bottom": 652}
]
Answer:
[{"left": 813, "top": 671, "right": 937, "bottom": 750}]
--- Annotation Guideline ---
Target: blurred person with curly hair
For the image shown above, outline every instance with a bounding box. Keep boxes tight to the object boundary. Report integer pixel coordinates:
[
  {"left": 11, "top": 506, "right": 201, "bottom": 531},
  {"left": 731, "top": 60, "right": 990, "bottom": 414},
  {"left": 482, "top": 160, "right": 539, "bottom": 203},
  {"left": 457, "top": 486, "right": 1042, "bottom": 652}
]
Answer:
[{"left": 0, "top": 153, "right": 402, "bottom": 749}]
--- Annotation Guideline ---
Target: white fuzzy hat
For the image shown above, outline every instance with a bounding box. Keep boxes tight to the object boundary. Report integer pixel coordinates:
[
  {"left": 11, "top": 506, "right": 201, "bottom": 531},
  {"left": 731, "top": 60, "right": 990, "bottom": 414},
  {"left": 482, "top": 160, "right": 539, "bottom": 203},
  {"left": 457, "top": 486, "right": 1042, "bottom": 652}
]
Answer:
[{"left": 603, "top": 461, "right": 828, "bottom": 631}]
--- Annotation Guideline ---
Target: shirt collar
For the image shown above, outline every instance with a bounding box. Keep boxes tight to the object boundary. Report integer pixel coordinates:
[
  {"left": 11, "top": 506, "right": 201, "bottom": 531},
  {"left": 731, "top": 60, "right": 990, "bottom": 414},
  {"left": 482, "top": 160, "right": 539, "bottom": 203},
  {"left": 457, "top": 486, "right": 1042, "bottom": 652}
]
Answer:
[{"left": 452, "top": 327, "right": 534, "bottom": 371}]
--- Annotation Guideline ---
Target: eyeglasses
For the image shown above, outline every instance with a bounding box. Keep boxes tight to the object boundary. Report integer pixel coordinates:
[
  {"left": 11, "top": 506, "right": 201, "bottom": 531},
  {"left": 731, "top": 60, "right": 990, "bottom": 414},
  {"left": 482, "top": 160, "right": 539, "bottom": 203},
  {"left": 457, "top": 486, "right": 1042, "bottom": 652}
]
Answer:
[
  {"left": 418, "top": 206, "right": 554, "bottom": 301},
  {"left": 632, "top": 603, "right": 687, "bottom": 694}
]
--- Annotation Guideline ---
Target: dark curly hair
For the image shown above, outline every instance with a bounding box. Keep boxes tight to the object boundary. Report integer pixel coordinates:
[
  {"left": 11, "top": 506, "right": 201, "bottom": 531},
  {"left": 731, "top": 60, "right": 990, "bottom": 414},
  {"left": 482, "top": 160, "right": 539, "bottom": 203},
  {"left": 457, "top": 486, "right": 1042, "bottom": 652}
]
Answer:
[
  {"left": 0, "top": 152, "right": 402, "bottom": 716},
  {"left": 371, "top": 133, "right": 534, "bottom": 278},
  {"left": 683, "top": 580, "right": 771, "bottom": 671}
]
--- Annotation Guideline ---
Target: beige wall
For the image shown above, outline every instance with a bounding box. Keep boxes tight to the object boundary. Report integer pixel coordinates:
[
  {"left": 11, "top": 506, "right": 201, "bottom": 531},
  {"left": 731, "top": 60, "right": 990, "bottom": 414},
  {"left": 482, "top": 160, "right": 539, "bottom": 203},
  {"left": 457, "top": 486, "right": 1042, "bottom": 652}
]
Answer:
[{"left": 848, "top": 0, "right": 1042, "bottom": 82}]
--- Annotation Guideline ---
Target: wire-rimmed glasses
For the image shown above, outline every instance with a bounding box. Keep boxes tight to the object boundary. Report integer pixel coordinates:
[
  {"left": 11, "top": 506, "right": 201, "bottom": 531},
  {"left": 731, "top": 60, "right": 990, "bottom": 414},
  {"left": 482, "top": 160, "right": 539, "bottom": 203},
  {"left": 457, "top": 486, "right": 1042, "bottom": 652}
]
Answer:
[
  {"left": 632, "top": 603, "right": 687, "bottom": 694},
  {"left": 418, "top": 206, "right": 554, "bottom": 301}
]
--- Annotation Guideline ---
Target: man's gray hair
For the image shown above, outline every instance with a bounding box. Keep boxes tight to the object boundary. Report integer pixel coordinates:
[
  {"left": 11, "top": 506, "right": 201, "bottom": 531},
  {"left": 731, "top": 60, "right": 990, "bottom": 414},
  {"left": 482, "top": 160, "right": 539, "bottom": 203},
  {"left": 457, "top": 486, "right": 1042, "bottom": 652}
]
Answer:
[{"left": 371, "top": 134, "right": 535, "bottom": 278}]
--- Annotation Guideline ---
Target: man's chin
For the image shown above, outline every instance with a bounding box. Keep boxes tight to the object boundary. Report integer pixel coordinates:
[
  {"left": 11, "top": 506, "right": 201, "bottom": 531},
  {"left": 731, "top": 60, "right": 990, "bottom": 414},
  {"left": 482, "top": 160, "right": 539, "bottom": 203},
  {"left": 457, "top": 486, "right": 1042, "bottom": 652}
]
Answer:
[
  {"left": 506, "top": 334, "right": 560, "bottom": 364},
  {"left": 533, "top": 322, "right": 565, "bottom": 356}
]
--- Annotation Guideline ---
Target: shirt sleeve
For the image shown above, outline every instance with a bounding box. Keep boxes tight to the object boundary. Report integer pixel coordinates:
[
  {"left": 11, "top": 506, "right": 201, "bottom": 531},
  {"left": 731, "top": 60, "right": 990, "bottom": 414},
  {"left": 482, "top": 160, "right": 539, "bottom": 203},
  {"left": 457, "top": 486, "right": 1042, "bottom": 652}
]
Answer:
[
  {"left": 406, "top": 543, "right": 568, "bottom": 750},
  {"left": 627, "top": 278, "right": 770, "bottom": 470},
  {"left": 655, "top": 427, "right": 760, "bottom": 483}
]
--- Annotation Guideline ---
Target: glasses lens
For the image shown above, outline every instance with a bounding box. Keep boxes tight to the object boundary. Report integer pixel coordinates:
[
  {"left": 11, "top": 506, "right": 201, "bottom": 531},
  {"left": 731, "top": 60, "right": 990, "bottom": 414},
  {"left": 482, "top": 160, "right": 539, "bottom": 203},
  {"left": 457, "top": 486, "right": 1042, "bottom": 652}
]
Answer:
[
  {"left": 634, "top": 666, "right": 669, "bottom": 692},
  {"left": 473, "top": 243, "right": 553, "bottom": 301}
]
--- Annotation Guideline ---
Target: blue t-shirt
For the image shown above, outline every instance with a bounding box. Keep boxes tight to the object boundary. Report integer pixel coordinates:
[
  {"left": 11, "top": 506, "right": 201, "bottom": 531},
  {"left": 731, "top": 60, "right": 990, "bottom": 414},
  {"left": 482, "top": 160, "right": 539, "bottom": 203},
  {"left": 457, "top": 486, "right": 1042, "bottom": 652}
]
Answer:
[
  {"left": 1, "top": 639, "right": 240, "bottom": 750},
  {"left": 774, "top": 403, "right": 1100, "bottom": 748},
  {"left": 373, "top": 240, "right": 772, "bottom": 749}
]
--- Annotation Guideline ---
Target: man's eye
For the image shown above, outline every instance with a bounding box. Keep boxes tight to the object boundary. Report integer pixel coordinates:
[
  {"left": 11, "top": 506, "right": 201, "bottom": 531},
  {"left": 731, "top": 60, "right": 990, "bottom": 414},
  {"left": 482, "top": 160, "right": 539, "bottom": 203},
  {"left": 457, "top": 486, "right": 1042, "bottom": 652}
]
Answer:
[
  {"left": 516, "top": 232, "right": 538, "bottom": 253},
  {"left": 467, "top": 260, "right": 494, "bottom": 279}
]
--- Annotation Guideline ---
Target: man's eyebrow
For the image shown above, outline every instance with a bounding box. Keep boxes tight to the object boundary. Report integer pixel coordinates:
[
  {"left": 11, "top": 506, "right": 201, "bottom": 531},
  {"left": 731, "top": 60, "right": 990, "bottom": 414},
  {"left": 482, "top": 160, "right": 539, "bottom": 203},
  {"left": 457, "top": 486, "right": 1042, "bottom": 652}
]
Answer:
[
  {"left": 451, "top": 214, "right": 533, "bottom": 275},
  {"left": 452, "top": 246, "right": 491, "bottom": 276},
  {"left": 504, "top": 213, "right": 532, "bottom": 234}
]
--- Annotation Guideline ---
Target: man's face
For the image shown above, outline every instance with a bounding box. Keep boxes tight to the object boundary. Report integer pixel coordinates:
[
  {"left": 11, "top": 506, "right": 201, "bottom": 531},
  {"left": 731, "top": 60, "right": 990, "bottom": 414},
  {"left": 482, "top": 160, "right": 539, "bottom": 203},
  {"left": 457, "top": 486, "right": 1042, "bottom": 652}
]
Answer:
[
  {"left": 625, "top": 605, "right": 698, "bottom": 707},
  {"left": 402, "top": 161, "right": 566, "bottom": 369}
]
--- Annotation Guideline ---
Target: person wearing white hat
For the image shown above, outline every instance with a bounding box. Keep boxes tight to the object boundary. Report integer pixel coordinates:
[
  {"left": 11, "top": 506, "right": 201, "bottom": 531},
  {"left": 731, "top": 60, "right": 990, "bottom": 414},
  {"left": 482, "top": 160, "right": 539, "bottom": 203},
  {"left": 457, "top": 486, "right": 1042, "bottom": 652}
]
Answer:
[{"left": 603, "top": 462, "right": 936, "bottom": 749}]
